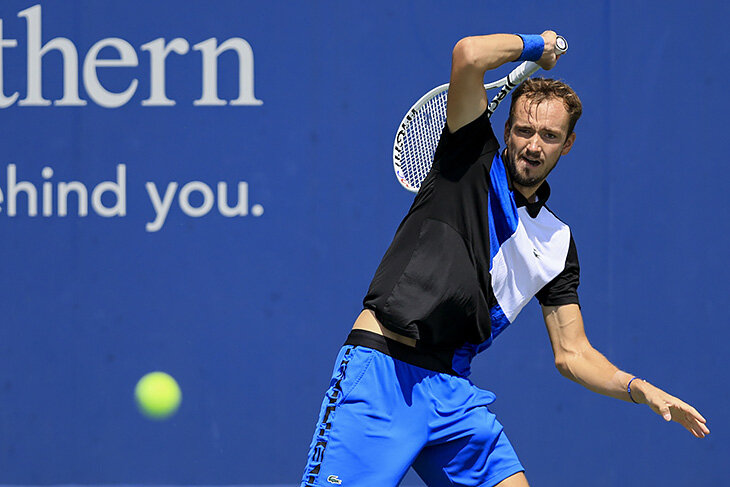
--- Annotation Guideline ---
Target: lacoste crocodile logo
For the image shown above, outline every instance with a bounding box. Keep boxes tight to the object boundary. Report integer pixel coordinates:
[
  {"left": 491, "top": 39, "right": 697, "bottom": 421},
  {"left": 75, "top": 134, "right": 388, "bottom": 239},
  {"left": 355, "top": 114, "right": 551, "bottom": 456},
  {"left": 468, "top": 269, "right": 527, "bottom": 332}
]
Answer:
[{"left": 327, "top": 475, "right": 342, "bottom": 485}]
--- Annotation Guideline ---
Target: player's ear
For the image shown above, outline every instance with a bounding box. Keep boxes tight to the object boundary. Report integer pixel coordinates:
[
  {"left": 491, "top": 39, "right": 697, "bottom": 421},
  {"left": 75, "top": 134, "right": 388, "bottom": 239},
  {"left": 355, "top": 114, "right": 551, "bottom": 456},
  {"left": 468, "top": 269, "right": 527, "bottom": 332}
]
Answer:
[
  {"left": 504, "top": 119, "right": 511, "bottom": 144},
  {"left": 561, "top": 132, "right": 576, "bottom": 156}
]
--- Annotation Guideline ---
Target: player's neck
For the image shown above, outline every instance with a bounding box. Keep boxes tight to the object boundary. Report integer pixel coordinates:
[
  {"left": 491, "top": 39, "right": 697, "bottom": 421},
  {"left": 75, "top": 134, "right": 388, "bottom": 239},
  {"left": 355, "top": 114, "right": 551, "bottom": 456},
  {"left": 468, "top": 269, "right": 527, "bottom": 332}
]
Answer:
[{"left": 513, "top": 183, "right": 539, "bottom": 203}]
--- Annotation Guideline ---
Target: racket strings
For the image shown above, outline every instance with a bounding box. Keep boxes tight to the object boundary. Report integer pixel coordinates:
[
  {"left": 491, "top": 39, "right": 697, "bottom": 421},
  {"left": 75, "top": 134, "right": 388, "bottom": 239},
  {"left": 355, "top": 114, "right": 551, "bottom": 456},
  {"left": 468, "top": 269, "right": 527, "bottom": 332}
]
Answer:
[{"left": 400, "top": 91, "right": 448, "bottom": 191}]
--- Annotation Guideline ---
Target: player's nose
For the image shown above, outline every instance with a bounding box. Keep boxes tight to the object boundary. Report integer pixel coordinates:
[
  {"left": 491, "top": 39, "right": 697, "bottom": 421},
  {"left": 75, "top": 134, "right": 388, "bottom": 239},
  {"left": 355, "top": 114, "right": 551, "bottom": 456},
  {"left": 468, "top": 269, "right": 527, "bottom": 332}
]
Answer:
[{"left": 526, "top": 134, "right": 541, "bottom": 153}]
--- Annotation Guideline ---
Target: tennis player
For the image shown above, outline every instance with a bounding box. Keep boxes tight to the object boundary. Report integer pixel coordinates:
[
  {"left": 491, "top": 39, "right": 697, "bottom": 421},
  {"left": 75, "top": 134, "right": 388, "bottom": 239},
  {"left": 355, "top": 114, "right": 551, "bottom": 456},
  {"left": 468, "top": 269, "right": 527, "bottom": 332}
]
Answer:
[{"left": 300, "top": 30, "right": 709, "bottom": 487}]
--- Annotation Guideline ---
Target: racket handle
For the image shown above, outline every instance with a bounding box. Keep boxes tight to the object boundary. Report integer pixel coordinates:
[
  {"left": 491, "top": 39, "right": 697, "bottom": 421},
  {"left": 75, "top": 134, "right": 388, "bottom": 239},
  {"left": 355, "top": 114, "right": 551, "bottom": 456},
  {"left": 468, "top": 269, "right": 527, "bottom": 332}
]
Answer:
[{"left": 509, "top": 61, "right": 541, "bottom": 83}]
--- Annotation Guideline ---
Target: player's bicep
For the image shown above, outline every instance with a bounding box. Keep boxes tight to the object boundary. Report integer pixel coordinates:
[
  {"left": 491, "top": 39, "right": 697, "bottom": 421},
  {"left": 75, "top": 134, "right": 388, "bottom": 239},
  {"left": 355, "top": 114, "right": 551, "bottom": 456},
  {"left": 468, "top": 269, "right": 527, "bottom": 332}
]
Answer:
[{"left": 446, "top": 39, "right": 488, "bottom": 133}]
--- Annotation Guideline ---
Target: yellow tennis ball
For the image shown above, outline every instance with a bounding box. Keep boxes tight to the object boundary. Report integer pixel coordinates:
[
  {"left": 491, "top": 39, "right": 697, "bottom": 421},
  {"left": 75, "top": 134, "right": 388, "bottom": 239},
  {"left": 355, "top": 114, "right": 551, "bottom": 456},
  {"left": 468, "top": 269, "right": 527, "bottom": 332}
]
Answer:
[{"left": 134, "top": 371, "right": 182, "bottom": 420}]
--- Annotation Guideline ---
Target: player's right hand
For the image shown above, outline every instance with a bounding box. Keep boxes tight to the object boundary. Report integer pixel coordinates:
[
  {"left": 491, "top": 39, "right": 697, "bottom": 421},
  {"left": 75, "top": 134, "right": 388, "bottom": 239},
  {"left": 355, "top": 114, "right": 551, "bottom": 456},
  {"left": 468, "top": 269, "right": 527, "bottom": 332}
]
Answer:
[{"left": 537, "top": 30, "right": 560, "bottom": 70}]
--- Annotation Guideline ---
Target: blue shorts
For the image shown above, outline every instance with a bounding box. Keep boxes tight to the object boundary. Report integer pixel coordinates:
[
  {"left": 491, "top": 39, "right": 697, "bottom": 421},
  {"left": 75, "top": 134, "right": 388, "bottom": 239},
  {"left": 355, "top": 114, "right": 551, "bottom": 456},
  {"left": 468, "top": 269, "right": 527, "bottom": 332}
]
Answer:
[{"left": 300, "top": 330, "right": 524, "bottom": 487}]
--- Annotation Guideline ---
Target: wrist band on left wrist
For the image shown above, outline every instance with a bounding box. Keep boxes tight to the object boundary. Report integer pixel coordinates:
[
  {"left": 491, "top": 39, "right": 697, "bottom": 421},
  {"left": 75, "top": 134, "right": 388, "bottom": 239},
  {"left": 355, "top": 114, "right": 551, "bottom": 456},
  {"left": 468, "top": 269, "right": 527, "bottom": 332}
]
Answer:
[{"left": 627, "top": 376, "right": 644, "bottom": 404}]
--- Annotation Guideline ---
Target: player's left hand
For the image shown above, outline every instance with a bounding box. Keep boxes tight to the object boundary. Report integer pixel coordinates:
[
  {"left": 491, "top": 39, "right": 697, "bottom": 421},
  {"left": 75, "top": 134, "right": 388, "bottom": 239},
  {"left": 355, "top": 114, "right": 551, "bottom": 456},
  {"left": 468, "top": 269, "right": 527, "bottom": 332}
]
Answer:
[{"left": 632, "top": 380, "right": 710, "bottom": 438}]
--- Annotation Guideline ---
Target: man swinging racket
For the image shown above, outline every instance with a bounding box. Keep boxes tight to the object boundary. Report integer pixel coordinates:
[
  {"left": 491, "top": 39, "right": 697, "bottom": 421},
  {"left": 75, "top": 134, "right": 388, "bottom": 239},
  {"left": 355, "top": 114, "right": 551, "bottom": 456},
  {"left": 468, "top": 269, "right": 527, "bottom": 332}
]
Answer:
[{"left": 300, "top": 30, "right": 710, "bottom": 487}]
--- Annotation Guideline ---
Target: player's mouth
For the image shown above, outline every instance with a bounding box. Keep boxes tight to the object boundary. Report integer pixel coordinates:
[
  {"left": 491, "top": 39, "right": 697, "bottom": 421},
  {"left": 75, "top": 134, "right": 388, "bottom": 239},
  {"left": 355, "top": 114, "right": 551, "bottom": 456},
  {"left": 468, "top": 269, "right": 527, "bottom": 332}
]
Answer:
[{"left": 520, "top": 156, "right": 541, "bottom": 167}]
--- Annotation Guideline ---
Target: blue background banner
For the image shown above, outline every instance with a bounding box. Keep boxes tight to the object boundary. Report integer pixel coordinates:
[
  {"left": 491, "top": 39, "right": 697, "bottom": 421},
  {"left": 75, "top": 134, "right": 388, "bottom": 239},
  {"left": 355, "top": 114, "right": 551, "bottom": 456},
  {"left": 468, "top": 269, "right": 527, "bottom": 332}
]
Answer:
[{"left": 0, "top": 1, "right": 726, "bottom": 485}]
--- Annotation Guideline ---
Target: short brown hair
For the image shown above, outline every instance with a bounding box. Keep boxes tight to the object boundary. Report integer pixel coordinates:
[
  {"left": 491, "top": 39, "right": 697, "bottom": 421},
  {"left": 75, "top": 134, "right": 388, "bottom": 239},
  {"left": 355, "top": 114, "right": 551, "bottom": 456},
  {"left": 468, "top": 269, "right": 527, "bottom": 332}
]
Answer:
[{"left": 508, "top": 78, "right": 583, "bottom": 136}]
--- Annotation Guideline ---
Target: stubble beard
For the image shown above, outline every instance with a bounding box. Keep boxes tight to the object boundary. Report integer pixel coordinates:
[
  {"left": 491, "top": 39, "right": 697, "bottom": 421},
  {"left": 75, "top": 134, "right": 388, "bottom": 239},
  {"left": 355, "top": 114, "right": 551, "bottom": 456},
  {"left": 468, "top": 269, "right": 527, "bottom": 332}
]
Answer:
[{"left": 505, "top": 150, "right": 551, "bottom": 189}]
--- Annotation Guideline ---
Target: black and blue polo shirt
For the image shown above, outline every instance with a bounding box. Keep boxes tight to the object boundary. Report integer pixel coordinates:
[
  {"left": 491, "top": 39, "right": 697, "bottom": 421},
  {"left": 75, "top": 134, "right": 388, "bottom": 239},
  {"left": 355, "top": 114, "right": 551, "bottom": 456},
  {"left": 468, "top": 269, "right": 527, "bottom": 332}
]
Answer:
[{"left": 363, "top": 107, "right": 580, "bottom": 376}]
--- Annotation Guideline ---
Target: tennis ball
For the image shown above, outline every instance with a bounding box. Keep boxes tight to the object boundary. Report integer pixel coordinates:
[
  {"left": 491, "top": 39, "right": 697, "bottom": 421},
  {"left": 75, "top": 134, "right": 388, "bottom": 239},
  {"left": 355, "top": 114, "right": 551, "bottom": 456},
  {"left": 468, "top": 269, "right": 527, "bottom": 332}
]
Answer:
[{"left": 134, "top": 371, "right": 182, "bottom": 420}]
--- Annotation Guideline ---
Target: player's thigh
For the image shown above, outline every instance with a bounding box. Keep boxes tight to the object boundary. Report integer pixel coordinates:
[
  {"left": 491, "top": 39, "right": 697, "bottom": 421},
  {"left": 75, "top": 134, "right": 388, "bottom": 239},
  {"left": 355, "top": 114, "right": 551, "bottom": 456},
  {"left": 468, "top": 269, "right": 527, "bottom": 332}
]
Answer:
[
  {"left": 413, "top": 427, "right": 524, "bottom": 487},
  {"left": 412, "top": 381, "right": 524, "bottom": 487},
  {"left": 301, "top": 346, "right": 423, "bottom": 487}
]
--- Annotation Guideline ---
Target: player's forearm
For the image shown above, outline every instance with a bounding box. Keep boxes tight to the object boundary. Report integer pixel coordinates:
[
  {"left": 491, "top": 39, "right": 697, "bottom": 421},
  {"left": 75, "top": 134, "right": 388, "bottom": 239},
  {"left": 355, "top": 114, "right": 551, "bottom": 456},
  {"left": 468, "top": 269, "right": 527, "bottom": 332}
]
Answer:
[
  {"left": 556, "top": 346, "right": 637, "bottom": 402},
  {"left": 452, "top": 34, "right": 523, "bottom": 74}
]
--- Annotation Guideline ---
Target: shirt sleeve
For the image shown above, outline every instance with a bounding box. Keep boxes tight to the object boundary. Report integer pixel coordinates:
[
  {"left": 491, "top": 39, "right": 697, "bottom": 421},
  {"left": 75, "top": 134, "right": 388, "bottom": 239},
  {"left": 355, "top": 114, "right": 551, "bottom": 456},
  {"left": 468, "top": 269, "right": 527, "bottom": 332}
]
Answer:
[
  {"left": 432, "top": 107, "right": 498, "bottom": 173},
  {"left": 535, "top": 232, "right": 580, "bottom": 307}
]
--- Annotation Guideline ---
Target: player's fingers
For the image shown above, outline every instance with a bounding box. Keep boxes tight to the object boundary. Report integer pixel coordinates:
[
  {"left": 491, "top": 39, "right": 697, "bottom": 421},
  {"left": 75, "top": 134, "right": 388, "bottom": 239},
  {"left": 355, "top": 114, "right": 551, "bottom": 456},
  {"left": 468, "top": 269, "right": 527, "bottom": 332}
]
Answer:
[
  {"left": 684, "top": 421, "right": 702, "bottom": 438},
  {"left": 541, "top": 30, "right": 557, "bottom": 41},
  {"left": 685, "top": 404, "right": 707, "bottom": 424},
  {"left": 672, "top": 409, "right": 698, "bottom": 436},
  {"left": 675, "top": 401, "right": 709, "bottom": 428},
  {"left": 540, "top": 31, "right": 557, "bottom": 54},
  {"left": 675, "top": 406, "right": 710, "bottom": 437},
  {"left": 689, "top": 424, "right": 704, "bottom": 438},
  {"left": 681, "top": 414, "right": 704, "bottom": 437},
  {"left": 683, "top": 408, "right": 710, "bottom": 435},
  {"left": 688, "top": 419, "right": 707, "bottom": 438}
]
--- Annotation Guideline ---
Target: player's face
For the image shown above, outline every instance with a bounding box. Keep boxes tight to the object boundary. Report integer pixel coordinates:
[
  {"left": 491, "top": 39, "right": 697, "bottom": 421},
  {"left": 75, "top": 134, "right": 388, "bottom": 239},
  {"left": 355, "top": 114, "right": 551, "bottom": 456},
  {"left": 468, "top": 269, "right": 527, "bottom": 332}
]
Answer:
[{"left": 504, "top": 97, "right": 576, "bottom": 190}]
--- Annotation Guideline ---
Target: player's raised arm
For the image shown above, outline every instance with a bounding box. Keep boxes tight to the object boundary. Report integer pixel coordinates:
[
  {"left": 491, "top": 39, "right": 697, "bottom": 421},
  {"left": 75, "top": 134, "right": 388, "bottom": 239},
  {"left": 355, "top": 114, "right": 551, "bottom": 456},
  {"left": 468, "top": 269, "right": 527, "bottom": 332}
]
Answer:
[{"left": 446, "top": 31, "right": 560, "bottom": 132}]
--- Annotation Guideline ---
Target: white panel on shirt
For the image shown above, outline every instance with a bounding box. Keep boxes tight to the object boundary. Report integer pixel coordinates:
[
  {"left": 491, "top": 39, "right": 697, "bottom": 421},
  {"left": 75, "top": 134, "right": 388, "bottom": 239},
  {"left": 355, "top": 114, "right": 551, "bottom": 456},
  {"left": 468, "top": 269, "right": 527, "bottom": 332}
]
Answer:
[{"left": 491, "top": 207, "right": 571, "bottom": 322}]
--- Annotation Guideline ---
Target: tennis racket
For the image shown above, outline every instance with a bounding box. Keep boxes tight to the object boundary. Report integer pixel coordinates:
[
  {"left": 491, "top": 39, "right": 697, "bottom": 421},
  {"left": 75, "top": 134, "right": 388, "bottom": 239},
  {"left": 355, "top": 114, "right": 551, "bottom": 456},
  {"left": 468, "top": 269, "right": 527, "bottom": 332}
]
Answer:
[{"left": 392, "top": 36, "right": 568, "bottom": 193}]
